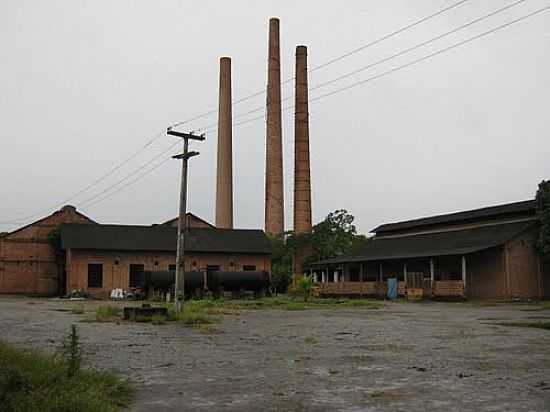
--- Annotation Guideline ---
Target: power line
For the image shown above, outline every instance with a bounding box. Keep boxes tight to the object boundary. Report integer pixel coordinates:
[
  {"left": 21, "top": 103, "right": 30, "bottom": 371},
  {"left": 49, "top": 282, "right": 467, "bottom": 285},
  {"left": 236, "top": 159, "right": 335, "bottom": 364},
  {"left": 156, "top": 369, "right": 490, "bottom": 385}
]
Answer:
[
  {"left": 201, "top": 4, "right": 549, "bottom": 135},
  {"left": 308, "top": 5, "right": 550, "bottom": 104},
  {"left": 81, "top": 156, "right": 173, "bottom": 210},
  {"left": 76, "top": 140, "right": 181, "bottom": 208},
  {"left": 5, "top": 4, "right": 547, "bottom": 219},
  {"left": 50, "top": 5, "right": 550, "bottom": 211},
  {"left": 168, "top": 0, "right": 470, "bottom": 129},
  {"left": 2, "top": 0, "right": 471, "bottom": 225},
  {"left": 3, "top": 129, "right": 165, "bottom": 224},
  {"left": 198, "top": 0, "right": 528, "bottom": 133},
  {"left": 308, "top": 0, "right": 528, "bottom": 93}
]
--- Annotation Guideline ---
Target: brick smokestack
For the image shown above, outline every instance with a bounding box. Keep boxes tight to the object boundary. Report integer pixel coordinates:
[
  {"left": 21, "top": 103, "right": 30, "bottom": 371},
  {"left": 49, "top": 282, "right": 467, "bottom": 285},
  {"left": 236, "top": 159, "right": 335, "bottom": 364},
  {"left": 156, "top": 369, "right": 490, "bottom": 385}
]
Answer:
[
  {"left": 265, "top": 17, "right": 284, "bottom": 237},
  {"left": 215, "top": 57, "right": 233, "bottom": 229},
  {"left": 293, "top": 45, "right": 312, "bottom": 236}
]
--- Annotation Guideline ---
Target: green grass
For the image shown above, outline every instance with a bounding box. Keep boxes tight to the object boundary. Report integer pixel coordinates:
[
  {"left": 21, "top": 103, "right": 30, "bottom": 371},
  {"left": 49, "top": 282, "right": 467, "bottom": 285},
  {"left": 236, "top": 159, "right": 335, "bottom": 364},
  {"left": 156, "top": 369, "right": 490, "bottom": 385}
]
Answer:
[
  {"left": 304, "top": 336, "right": 318, "bottom": 345},
  {"left": 0, "top": 340, "right": 132, "bottom": 412},
  {"left": 83, "top": 297, "right": 383, "bottom": 328},
  {"left": 541, "top": 302, "right": 550, "bottom": 311},
  {"left": 71, "top": 304, "right": 85, "bottom": 315},
  {"left": 169, "top": 296, "right": 384, "bottom": 312},
  {"left": 95, "top": 306, "right": 122, "bottom": 322},
  {"left": 501, "top": 321, "right": 550, "bottom": 331}
]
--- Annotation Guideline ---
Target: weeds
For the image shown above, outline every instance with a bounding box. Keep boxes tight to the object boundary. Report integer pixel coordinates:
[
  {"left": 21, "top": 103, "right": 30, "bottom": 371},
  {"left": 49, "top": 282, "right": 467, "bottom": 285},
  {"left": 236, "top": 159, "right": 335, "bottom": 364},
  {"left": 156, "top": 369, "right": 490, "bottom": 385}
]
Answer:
[
  {"left": 71, "top": 304, "right": 85, "bottom": 315},
  {"left": 151, "top": 315, "right": 166, "bottom": 325},
  {"left": 62, "top": 325, "right": 81, "bottom": 377},
  {"left": 0, "top": 338, "right": 131, "bottom": 412},
  {"left": 95, "top": 306, "right": 122, "bottom": 322},
  {"left": 501, "top": 321, "right": 550, "bottom": 331},
  {"left": 304, "top": 336, "right": 318, "bottom": 345}
]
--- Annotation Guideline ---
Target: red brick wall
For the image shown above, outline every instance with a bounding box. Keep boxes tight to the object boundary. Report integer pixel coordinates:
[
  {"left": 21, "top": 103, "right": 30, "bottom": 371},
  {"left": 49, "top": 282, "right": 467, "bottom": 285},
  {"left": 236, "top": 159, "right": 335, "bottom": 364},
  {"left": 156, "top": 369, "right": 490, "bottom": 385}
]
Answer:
[
  {"left": 506, "top": 229, "right": 541, "bottom": 299},
  {"left": 466, "top": 247, "right": 506, "bottom": 300},
  {"left": 0, "top": 206, "right": 94, "bottom": 296},
  {"left": 66, "top": 249, "right": 271, "bottom": 299}
]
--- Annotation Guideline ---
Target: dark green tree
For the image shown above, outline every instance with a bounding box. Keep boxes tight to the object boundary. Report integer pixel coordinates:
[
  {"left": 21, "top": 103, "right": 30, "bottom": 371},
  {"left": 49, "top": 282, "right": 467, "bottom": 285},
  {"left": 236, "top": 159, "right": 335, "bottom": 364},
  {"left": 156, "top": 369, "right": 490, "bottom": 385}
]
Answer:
[
  {"left": 536, "top": 180, "right": 550, "bottom": 258},
  {"left": 269, "top": 235, "right": 293, "bottom": 293},
  {"left": 309, "top": 209, "right": 362, "bottom": 262},
  {"left": 274, "top": 210, "right": 368, "bottom": 276}
]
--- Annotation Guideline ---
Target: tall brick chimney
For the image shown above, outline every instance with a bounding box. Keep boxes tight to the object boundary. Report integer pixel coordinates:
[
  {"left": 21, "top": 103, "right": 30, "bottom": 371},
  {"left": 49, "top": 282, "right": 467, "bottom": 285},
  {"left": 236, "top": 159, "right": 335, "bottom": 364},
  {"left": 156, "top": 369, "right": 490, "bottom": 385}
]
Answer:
[
  {"left": 264, "top": 17, "right": 284, "bottom": 237},
  {"left": 215, "top": 57, "right": 233, "bottom": 229},
  {"left": 293, "top": 45, "right": 312, "bottom": 236}
]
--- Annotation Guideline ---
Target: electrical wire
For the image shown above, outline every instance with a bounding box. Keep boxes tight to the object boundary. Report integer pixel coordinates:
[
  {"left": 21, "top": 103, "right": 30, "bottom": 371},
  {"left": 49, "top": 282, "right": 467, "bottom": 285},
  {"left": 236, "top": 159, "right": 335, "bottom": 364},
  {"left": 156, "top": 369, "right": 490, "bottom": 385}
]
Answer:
[
  {"left": 202, "top": 3, "right": 549, "bottom": 134},
  {"left": 81, "top": 157, "right": 173, "bottom": 210},
  {"left": 197, "top": 0, "right": 529, "bottom": 133},
  {"left": 76, "top": 140, "right": 181, "bottom": 208},
  {"left": 3, "top": 130, "right": 165, "bottom": 224},
  {"left": 2, "top": 0, "right": 471, "bottom": 224},
  {"left": 4, "top": 3, "right": 547, "bottom": 217},
  {"left": 168, "top": 0, "right": 471, "bottom": 129},
  {"left": 57, "top": 5, "right": 550, "bottom": 210}
]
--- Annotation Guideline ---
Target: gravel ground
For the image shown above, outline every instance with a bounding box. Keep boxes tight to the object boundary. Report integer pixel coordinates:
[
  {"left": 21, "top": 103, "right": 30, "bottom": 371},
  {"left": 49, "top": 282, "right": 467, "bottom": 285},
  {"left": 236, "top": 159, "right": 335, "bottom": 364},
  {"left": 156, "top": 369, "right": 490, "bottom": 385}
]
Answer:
[{"left": 0, "top": 296, "right": 549, "bottom": 412}]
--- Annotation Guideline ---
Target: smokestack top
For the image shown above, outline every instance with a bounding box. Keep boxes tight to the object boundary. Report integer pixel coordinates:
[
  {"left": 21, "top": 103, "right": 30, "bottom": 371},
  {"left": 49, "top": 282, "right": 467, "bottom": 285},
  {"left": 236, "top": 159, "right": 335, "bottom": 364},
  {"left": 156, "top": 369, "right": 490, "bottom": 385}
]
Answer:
[
  {"left": 220, "top": 56, "right": 231, "bottom": 62},
  {"left": 269, "top": 17, "right": 280, "bottom": 24},
  {"left": 296, "top": 45, "right": 308, "bottom": 55}
]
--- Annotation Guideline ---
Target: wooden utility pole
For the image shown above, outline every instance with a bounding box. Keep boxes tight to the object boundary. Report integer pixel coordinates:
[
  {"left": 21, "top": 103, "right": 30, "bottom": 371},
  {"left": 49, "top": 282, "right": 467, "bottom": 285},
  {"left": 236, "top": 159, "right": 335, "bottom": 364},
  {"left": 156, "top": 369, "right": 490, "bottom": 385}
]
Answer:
[{"left": 167, "top": 128, "right": 205, "bottom": 313}]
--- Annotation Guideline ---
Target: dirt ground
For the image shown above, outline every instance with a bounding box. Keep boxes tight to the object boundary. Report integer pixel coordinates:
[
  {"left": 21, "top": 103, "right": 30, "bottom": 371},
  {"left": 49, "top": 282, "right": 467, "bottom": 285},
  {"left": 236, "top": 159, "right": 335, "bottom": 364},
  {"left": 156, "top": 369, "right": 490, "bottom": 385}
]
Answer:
[{"left": 0, "top": 297, "right": 549, "bottom": 412}]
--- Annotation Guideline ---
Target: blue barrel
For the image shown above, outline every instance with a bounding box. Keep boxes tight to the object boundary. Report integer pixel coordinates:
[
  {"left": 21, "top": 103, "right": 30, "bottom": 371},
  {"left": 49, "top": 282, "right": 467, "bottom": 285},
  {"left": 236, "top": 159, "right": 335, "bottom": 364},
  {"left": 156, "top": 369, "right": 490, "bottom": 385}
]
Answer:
[{"left": 387, "top": 278, "right": 398, "bottom": 300}]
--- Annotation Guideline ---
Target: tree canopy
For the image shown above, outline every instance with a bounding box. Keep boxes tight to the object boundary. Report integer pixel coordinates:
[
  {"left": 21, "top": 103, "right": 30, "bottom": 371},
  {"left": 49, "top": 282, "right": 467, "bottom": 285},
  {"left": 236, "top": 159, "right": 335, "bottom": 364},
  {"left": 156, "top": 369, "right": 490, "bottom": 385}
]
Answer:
[{"left": 270, "top": 209, "right": 369, "bottom": 292}]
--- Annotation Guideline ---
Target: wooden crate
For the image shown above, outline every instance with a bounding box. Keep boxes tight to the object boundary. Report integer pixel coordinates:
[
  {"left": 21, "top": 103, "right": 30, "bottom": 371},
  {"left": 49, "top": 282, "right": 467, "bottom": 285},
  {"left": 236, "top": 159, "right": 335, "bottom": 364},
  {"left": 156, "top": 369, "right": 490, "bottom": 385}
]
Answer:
[
  {"left": 398, "top": 281, "right": 406, "bottom": 297},
  {"left": 407, "top": 288, "right": 424, "bottom": 300}
]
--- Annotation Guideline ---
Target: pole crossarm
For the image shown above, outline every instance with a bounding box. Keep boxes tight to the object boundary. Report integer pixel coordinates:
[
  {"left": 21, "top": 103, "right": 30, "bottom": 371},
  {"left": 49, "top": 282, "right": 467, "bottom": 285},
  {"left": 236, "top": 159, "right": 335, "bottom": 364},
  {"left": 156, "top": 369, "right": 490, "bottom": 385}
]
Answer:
[
  {"left": 172, "top": 151, "right": 200, "bottom": 160},
  {"left": 167, "top": 127, "right": 206, "bottom": 141},
  {"left": 168, "top": 128, "right": 206, "bottom": 314}
]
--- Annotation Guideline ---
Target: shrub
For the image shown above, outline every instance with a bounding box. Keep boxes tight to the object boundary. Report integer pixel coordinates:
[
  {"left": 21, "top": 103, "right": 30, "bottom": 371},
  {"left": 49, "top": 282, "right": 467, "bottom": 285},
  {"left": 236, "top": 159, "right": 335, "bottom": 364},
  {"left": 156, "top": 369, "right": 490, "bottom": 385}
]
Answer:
[
  {"left": 0, "top": 340, "right": 132, "bottom": 412},
  {"left": 95, "top": 306, "right": 122, "bottom": 322},
  {"left": 62, "top": 325, "right": 81, "bottom": 378},
  {"left": 295, "top": 275, "right": 315, "bottom": 302}
]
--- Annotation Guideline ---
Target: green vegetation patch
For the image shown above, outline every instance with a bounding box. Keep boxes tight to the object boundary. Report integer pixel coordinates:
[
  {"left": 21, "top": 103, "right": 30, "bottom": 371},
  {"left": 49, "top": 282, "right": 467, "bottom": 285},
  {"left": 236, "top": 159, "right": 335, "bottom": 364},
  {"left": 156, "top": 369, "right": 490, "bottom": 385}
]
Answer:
[
  {"left": 94, "top": 306, "right": 122, "bottom": 322},
  {"left": 500, "top": 321, "right": 550, "bottom": 331},
  {"left": 0, "top": 340, "right": 132, "bottom": 412}
]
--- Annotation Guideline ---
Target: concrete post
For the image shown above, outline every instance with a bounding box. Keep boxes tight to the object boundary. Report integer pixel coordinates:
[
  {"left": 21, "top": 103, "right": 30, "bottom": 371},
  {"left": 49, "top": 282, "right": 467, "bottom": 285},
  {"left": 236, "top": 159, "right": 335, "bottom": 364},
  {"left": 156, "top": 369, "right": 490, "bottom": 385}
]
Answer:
[
  {"left": 461, "top": 256, "right": 467, "bottom": 292},
  {"left": 215, "top": 57, "right": 233, "bottom": 229},
  {"left": 265, "top": 17, "right": 284, "bottom": 237},
  {"left": 293, "top": 45, "right": 312, "bottom": 235}
]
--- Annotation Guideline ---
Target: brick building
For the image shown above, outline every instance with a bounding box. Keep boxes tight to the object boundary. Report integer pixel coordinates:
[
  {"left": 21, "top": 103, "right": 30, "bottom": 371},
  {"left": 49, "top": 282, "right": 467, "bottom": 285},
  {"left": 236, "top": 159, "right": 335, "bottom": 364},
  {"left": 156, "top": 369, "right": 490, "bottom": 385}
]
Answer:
[
  {"left": 60, "top": 224, "right": 271, "bottom": 298},
  {"left": 312, "top": 200, "right": 550, "bottom": 300},
  {"left": 0, "top": 208, "right": 272, "bottom": 297},
  {"left": 0, "top": 206, "right": 95, "bottom": 295}
]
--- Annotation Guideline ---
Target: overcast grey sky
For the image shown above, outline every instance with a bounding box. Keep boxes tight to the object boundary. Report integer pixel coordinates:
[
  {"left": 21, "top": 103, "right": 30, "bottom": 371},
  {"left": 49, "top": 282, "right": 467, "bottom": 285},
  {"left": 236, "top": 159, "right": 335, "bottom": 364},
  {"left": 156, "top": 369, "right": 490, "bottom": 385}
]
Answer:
[{"left": 1, "top": 0, "right": 549, "bottom": 234}]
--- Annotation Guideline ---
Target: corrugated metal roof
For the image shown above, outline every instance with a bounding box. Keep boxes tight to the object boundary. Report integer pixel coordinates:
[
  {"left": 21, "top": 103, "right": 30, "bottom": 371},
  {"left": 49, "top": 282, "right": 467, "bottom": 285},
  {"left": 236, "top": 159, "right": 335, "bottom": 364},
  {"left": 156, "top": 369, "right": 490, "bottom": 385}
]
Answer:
[
  {"left": 372, "top": 200, "right": 536, "bottom": 234},
  {"left": 60, "top": 224, "right": 271, "bottom": 255},
  {"left": 314, "top": 220, "right": 536, "bottom": 265}
]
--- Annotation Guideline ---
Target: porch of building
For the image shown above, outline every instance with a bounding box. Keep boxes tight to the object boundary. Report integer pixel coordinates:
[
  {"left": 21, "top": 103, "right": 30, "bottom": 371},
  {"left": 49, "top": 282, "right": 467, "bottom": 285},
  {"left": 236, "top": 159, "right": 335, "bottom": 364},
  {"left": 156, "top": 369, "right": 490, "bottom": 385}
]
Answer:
[{"left": 310, "top": 255, "right": 467, "bottom": 299}]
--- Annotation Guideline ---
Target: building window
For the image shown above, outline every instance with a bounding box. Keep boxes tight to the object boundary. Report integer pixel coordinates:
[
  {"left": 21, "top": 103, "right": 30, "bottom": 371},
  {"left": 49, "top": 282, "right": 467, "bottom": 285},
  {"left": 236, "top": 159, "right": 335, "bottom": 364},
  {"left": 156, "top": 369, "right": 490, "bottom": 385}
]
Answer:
[
  {"left": 129, "top": 264, "right": 145, "bottom": 288},
  {"left": 243, "top": 265, "right": 256, "bottom": 271},
  {"left": 169, "top": 264, "right": 176, "bottom": 271},
  {"left": 88, "top": 264, "right": 103, "bottom": 288}
]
